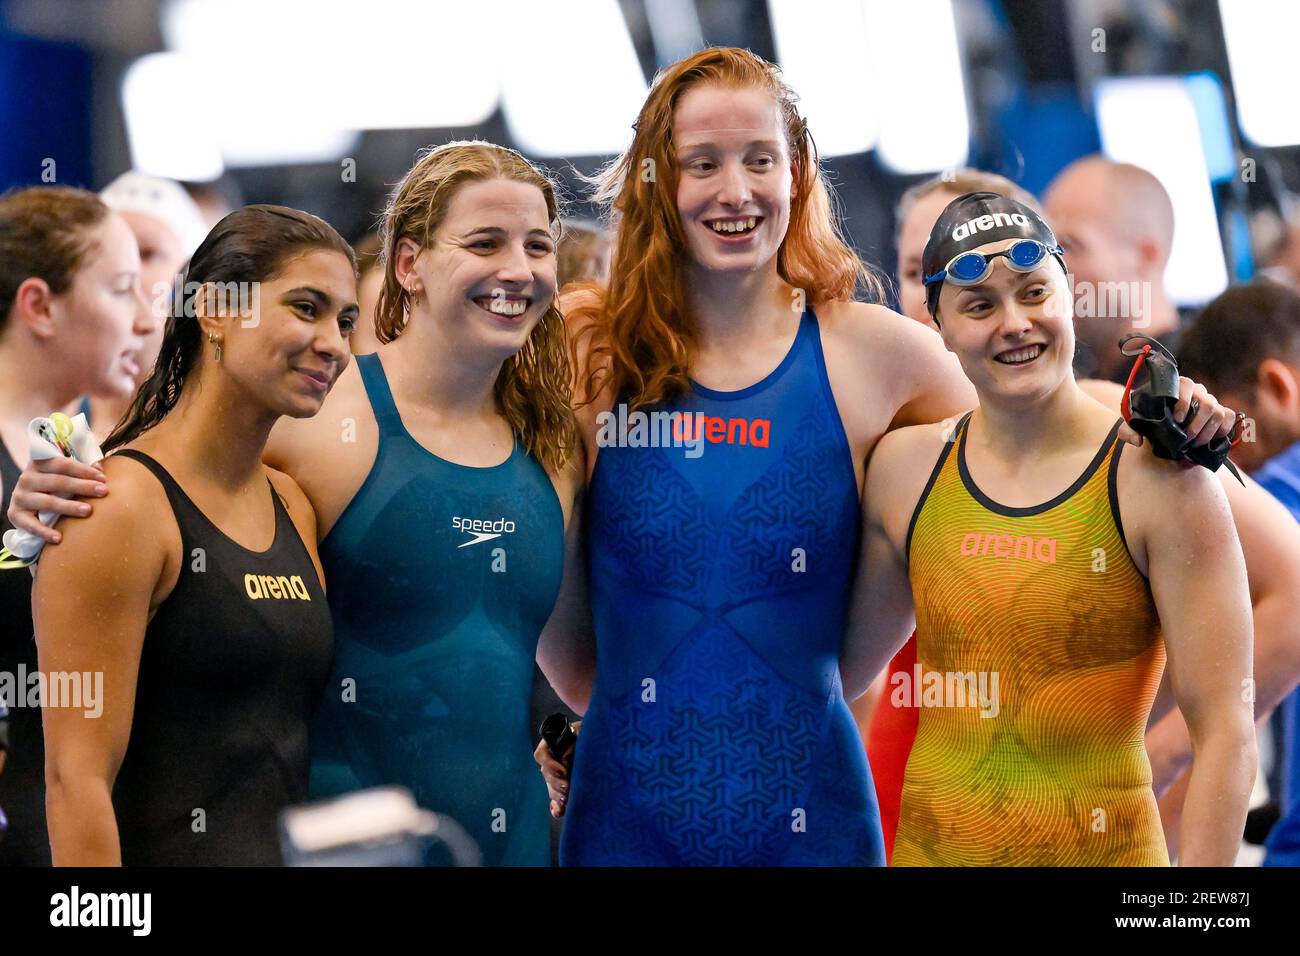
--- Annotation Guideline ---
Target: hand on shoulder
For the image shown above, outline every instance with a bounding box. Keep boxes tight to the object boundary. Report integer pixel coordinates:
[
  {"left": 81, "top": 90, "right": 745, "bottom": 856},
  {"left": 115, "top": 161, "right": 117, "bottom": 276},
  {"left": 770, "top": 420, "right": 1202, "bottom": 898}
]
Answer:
[{"left": 35, "top": 450, "right": 178, "bottom": 609}]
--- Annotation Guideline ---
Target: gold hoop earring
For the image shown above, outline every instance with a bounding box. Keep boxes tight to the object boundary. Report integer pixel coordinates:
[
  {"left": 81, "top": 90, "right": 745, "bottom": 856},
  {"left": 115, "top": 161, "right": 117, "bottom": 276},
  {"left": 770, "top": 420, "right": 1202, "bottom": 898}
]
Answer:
[
  {"left": 410, "top": 286, "right": 422, "bottom": 311},
  {"left": 208, "top": 331, "right": 223, "bottom": 363}
]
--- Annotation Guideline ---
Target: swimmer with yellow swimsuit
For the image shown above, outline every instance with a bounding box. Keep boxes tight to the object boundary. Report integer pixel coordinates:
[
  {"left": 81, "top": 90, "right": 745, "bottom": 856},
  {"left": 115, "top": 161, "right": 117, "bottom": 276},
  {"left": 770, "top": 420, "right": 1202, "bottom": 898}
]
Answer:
[{"left": 843, "top": 192, "right": 1256, "bottom": 866}]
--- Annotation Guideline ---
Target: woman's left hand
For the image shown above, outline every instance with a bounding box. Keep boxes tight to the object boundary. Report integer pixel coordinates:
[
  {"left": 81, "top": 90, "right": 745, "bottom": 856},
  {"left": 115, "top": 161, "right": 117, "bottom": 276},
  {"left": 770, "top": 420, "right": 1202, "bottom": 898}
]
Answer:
[{"left": 1118, "top": 375, "right": 1237, "bottom": 448}]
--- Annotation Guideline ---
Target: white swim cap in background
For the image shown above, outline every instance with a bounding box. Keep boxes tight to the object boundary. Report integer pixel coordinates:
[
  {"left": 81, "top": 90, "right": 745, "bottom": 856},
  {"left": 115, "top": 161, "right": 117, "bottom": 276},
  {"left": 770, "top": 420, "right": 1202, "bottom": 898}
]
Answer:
[{"left": 99, "top": 171, "right": 208, "bottom": 256}]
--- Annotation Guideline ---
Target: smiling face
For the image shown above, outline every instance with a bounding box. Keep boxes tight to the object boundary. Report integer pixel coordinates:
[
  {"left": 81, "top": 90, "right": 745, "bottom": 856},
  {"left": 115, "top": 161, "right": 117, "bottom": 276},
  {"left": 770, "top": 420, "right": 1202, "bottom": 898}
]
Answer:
[
  {"left": 403, "top": 177, "right": 556, "bottom": 364},
  {"left": 211, "top": 248, "right": 358, "bottom": 419},
  {"left": 673, "top": 84, "right": 794, "bottom": 278},
  {"left": 54, "top": 212, "right": 153, "bottom": 398},
  {"left": 936, "top": 238, "right": 1075, "bottom": 401}
]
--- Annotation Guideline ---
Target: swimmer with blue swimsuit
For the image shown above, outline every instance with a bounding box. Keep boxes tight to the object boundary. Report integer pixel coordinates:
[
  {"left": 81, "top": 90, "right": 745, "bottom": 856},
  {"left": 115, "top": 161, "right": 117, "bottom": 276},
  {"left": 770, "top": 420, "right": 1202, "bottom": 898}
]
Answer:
[{"left": 539, "top": 49, "right": 987, "bottom": 865}]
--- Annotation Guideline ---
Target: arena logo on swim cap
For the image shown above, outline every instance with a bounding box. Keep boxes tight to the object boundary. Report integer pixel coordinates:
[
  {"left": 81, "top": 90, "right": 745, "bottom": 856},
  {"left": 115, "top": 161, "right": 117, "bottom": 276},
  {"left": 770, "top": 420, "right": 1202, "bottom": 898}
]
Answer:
[{"left": 951, "top": 212, "right": 1031, "bottom": 242}]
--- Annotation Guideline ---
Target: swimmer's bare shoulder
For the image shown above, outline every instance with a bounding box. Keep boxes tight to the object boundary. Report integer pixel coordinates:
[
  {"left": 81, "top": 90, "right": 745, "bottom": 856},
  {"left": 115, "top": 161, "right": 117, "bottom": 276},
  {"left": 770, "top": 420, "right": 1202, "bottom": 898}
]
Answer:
[
  {"left": 35, "top": 450, "right": 181, "bottom": 617},
  {"left": 263, "top": 358, "right": 378, "bottom": 536},
  {"left": 1111, "top": 418, "right": 1234, "bottom": 579},
  {"left": 816, "top": 298, "right": 976, "bottom": 439},
  {"left": 865, "top": 418, "right": 958, "bottom": 554}
]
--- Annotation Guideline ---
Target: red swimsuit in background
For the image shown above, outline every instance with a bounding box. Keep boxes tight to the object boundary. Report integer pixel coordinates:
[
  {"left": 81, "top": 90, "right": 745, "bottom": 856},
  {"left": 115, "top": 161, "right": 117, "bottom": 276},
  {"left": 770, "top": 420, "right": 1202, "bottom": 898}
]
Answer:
[{"left": 865, "top": 634, "right": 919, "bottom": 863}]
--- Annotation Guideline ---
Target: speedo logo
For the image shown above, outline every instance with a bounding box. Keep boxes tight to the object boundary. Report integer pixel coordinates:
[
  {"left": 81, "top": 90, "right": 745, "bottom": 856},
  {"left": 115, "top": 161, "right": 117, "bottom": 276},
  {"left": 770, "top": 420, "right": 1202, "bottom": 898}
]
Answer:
[
  {"left": 951, "top": 211, "right": 1030, "bottom": 242},
  {"left": 959, "top": 532, "right": 1057, "bottom": 564},
  {"left": 453, "top": 515, "right": 517, "bottom": 548},
  {"left": 244, "top": 573, "right": 312, "bottom": 600}
]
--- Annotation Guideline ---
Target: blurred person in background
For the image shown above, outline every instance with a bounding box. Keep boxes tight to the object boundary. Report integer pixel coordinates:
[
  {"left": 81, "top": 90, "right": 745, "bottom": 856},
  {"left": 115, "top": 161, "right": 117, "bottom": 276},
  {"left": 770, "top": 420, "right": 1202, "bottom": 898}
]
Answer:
[
  {"left": 0, "top": 186, "right": 152, "bottom": 866},
  {"left": 183, "top": 176, "right": 242, "bottom": 232},
  {"left": 77, "top": 172, "right": 208, "bottom": 442},
  {"left": 557, "top": 220, "right": 611, "bottom": 290},
  {"left": 1256, "top": 209, "right": 1300, "bottom": 292},
  {"left": 1181, "top": 284, "right": 1300, "bottom": 476},
  {"left": 348, "top": 232, "right": 384, "bottom": 356},
  {"left": 1043, "top": 156, "right": 1181, "bottom": 383},
  {"left": 1180, "top": 282, "right": 1300, "bottom": 866}
]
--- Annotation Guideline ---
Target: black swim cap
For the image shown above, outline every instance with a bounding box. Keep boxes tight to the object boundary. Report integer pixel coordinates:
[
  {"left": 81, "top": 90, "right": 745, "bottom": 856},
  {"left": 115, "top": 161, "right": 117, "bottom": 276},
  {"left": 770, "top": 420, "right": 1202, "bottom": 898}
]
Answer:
[{"left": 922, "top": 191, "right": 1066, "bottom": 320}]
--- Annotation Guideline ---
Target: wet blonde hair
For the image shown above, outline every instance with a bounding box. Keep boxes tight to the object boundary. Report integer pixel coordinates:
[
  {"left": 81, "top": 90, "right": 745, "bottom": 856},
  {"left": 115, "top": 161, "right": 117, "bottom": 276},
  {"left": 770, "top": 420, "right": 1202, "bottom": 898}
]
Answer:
[
  {"left": 374, "top": 141, "right": 577, "bottom": 472},
  {"left": 569, "top": 47, "right": 885, "bottom": 410}
]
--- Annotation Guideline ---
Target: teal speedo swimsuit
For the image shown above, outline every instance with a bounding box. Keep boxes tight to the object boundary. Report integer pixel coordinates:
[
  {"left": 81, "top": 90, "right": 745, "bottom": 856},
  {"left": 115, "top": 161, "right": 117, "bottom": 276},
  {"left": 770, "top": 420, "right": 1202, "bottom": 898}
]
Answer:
[{"left": 308, "top": 352, "right": 563, "bottom": 866}]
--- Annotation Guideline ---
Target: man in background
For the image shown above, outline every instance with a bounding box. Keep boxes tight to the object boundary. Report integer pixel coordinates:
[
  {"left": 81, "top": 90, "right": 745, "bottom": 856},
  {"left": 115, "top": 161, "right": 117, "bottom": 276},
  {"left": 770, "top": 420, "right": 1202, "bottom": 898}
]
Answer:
[{"left": 1044, "top": 156, "right": 1182, "bottom": 382}]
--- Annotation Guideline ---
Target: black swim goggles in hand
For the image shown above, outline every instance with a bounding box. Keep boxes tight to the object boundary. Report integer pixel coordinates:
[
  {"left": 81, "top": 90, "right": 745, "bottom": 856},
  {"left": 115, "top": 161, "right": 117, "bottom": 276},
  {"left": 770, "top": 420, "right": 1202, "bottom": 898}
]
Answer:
[
  {"left": 1118, "top": 333, "right": 1245, "bottom": 484},
  {"left": 924, "top": 239, "right": 1064, "bottom": 288}
]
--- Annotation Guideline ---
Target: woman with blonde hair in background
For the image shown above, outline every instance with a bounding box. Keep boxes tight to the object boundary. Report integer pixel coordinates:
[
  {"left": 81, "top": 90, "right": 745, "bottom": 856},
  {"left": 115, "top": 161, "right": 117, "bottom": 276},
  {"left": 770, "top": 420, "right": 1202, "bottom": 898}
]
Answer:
[
  {"left": 346, "top": 232, "right": 384, "bottom": 356},
  {"left": 557, "top": 220, "right": 611, "bottom": 290}
]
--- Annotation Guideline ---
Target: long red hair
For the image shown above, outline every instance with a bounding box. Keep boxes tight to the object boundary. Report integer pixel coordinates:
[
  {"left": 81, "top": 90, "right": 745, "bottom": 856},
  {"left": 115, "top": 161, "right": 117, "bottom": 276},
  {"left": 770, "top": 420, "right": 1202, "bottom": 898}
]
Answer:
[{"left": 570, "top": 47, "right": 884, "bottom": 409}]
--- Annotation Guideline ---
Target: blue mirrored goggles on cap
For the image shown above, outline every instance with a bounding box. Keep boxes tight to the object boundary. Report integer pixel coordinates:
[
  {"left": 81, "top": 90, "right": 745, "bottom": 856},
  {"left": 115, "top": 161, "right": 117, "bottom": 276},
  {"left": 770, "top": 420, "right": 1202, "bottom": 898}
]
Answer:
[{"left": 923, "top": 239, "right": 1064, "bottom": 288}]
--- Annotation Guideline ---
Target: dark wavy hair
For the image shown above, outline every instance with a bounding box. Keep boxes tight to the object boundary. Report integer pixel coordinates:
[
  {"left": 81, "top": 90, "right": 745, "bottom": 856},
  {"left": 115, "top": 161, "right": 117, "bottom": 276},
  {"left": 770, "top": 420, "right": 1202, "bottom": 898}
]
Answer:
[{"left": 104, "top": 205, "right": 356, "bottom": 452}]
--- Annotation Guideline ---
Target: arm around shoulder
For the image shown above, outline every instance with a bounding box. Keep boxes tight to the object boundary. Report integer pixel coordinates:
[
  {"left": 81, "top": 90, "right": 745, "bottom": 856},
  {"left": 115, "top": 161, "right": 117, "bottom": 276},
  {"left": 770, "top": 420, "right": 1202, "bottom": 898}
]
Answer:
[{"left": 821, "top": 303, "right": 977, "bottom": 429}]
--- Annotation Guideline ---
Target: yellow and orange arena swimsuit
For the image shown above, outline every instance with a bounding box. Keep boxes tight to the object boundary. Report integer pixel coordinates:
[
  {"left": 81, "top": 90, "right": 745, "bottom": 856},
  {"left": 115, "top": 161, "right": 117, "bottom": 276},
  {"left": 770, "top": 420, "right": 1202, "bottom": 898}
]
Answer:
[{"left": 893, "top": 412, "right": 1168, "bottom": 867}]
